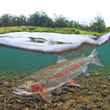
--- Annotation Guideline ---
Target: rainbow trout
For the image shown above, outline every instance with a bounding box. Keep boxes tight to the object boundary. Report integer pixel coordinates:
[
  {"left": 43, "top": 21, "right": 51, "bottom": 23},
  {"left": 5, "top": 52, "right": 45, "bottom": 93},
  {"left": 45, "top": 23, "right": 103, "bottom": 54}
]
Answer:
[{"left": 13, "top": 49, "right": 103, "bottom": 102}]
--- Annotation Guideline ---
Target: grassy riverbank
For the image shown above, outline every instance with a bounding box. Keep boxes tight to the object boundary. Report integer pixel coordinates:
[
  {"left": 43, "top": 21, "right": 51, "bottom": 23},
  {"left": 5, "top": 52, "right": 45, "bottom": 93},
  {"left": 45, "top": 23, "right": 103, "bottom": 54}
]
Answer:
[{"left": 0, "top": 26, "right": 102, "bottom": 36}]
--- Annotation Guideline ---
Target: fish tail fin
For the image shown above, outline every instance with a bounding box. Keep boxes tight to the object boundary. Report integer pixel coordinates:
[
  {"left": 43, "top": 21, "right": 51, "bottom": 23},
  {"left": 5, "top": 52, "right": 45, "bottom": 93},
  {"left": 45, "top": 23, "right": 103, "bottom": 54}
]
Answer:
[{"left": 89, "top": 49, "right": 104, "bottom": 67}]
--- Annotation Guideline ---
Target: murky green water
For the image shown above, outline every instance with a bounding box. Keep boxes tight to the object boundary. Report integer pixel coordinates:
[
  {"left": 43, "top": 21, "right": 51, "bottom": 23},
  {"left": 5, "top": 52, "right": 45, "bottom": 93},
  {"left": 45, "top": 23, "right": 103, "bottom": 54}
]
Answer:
[
  {"left": 93, "top": 43, "right": 110, "bottom": 74},
  {"left": 64, "top": 43, "right": 110, "bottom": 74},
  {"left": 0, "top": 47, "right": 57, "bottom": 74},
  {"left": 0, "top": 43, "right": 110, "bottom": 75}
]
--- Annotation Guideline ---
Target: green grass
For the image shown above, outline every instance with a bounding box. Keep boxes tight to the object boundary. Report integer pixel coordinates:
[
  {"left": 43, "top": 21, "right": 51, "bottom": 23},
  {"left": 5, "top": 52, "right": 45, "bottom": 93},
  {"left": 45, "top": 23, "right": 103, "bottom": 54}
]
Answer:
[{"left": 0, "top": 26, "right": 103, "bottom": 36}]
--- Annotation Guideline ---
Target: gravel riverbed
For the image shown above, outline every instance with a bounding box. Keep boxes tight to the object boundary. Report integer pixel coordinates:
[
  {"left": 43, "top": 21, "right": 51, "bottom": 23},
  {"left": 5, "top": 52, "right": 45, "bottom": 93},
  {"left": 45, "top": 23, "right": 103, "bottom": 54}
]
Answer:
[{"left": 0, "top": 74, "right": 110, "bottom": 110}]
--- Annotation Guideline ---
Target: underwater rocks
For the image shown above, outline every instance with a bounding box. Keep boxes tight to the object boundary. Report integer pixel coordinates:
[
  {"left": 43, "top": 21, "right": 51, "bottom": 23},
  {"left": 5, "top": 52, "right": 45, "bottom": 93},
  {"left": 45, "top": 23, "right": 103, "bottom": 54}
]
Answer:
[{"left": 0, "top": 74, "right": 110, "bottom": 110}]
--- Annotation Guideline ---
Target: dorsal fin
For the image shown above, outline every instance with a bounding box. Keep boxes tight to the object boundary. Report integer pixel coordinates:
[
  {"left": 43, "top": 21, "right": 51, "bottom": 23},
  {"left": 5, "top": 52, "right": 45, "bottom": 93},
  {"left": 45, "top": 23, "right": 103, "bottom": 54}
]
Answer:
[{"left": 56, "top": 55, "right": 67, "bottom": 63}]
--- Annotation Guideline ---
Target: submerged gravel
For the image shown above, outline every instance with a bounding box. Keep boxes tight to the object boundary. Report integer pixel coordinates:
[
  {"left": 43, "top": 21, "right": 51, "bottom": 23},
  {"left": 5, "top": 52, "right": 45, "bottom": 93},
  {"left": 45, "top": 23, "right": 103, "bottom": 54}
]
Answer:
[{"left": 0, "top": 74, "right": 110, "bottom": 110}]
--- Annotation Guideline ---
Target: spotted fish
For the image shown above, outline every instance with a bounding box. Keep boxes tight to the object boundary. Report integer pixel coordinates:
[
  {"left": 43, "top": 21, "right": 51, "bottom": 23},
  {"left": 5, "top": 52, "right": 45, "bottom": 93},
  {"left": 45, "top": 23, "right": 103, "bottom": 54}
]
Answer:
[{"left": 13, "top": 49, "right": 103, "bottom": 102}]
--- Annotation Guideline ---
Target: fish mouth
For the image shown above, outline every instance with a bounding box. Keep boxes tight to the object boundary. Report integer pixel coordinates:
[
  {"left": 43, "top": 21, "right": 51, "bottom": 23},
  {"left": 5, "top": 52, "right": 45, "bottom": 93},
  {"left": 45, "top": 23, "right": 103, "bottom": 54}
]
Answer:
[
  {"left": 12, "top": 88, "right": 45, "bottom": 103},
  {"left": 13, "top": 88, "right": 33, "bottom": 96}
]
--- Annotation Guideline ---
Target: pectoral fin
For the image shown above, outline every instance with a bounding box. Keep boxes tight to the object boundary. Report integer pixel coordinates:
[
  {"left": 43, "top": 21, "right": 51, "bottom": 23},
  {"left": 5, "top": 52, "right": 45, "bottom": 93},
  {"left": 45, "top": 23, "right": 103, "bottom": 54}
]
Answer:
[{"left": 39, "top": 92, "right": 51, "bottom": 103}]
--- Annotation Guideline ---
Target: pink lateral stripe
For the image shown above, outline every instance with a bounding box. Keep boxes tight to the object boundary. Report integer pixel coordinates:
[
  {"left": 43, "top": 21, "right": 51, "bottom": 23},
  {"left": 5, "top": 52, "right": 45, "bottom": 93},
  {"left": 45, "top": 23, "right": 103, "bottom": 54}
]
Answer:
[{"left": 48, "top": 60, "right": 86, "bottom": 81}]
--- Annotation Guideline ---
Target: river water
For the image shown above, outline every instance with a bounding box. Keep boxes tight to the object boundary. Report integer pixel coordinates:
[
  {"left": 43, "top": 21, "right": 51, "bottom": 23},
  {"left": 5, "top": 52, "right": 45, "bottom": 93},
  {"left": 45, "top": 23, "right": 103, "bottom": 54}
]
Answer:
[{"left": 0, "top": 41, "right": 110, "bottom": 75}]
